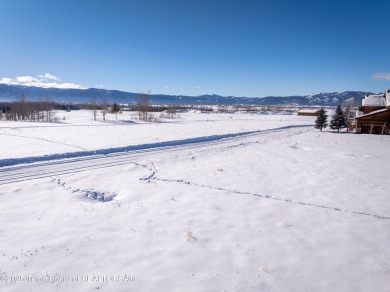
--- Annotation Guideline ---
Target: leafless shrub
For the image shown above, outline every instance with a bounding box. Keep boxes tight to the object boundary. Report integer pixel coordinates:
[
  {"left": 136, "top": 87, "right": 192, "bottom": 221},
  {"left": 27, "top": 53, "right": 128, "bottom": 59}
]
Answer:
[{"left": 159, "top": 110, "right": 180, "bottom": 119}]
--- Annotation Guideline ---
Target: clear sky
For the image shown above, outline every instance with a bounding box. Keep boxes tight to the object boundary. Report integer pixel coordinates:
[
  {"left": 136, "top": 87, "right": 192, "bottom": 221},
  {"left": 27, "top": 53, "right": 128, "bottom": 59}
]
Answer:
[{"left": 0, "top": 0, "right": 389, "bottom": 97}]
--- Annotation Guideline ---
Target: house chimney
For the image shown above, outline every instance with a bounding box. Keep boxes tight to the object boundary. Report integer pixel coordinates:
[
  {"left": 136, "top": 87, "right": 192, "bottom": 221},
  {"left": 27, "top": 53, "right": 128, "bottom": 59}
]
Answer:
[{"left": 386, "top": 89, "right": 390, "bottom": 108}]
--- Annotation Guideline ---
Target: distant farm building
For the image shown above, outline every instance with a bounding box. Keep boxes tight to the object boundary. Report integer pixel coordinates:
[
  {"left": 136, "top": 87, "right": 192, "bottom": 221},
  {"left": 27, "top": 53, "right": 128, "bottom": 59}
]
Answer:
[
  {"left": 297, "top": 109, "right": 320, "bottom": 116},
  {"left": 355, "top": 90, "right": 390, "bottom": 134}
]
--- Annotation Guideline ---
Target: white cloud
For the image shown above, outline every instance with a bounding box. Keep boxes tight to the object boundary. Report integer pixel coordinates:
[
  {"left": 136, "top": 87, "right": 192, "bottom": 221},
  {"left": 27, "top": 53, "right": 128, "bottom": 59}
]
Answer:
[
  {"left": 372, "top": 73, "right": 390, "bottom": 81},
  {"left": 16, "top": 76, "right": 40, "bottom": 84},
  {"left": 37, "top": 73, "right": 61, "bottom": 81},
  {"left": 0, "top": 74, "right": 86, "bottom": 89},
  {"left": 0, "top": 78, "right": 17, "bottom": 85}
]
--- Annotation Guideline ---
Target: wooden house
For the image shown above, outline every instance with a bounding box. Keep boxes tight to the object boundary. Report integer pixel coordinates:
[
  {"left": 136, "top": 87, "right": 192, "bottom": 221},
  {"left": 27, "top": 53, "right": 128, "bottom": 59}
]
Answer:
[{"left": 355, "top": 90, "right": 390, "bottom": 134}]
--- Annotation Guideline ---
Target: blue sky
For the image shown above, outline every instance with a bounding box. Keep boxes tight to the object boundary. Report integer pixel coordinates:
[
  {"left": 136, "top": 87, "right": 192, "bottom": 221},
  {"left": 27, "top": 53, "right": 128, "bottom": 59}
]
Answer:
[{"left": 0, "top": 0, "right": 389, "bottom": 97}]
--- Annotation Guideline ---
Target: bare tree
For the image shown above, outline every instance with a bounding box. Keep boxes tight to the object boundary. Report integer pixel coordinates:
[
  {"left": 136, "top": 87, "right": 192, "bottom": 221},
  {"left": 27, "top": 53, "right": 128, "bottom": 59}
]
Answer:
[
  {"left": 343, "top": 97, "right": 357, "bottom": 132},
  {"left": 12, "top": 94, "right": 30, "bottom": 121},
  {"left": 91, "top": 97, "right": 98, "bottom": 121},
  {"left": 41, "top": 96, "right": 54, "bottom": 122},
  {"left": 136, "top": 91, "right": 151, "bottom": 121},
  {"left": 101, "top": 96, "right": 109, "bottom": 121}
]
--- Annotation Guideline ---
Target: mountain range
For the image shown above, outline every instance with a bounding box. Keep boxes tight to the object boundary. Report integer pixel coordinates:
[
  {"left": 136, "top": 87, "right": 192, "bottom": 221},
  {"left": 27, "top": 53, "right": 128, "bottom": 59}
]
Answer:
[{"left": 0, "top": 84, "right": 374, "bottom": 107}]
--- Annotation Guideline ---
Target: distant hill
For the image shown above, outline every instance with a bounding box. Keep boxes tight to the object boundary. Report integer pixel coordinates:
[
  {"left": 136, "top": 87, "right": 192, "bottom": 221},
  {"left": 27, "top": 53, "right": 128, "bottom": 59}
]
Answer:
[{"left": 0, "top": 84, "right": 374, "bottom": 106}]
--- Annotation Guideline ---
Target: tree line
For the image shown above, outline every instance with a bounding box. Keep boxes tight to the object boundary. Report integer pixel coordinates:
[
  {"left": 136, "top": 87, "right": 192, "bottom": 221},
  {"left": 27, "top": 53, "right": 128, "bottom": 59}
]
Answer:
[
  {"left": 0, "top": 94, "right": 123, "bottom": 122},
  {"left": 1, "top": 95, "right": 55, "bottom": 122}
]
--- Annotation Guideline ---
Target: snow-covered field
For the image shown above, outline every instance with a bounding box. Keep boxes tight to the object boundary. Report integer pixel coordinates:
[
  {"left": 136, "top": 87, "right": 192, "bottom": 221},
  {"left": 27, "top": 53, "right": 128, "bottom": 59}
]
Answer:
[{"left": 0, "top": 110, "right": 389, "bottom": 291}]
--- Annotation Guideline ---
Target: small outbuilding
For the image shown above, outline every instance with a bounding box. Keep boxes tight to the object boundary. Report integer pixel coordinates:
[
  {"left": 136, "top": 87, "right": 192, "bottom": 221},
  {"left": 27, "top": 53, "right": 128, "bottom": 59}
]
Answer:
[{"left": 297, "top": 109, "right": 320, "bottom": 116}]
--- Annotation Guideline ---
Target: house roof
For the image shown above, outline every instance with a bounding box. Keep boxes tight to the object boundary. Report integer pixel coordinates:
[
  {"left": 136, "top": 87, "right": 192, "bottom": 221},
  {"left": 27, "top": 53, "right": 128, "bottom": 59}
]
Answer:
[{"left": 355, "top": 108, "right": 389, "bottom": 119}]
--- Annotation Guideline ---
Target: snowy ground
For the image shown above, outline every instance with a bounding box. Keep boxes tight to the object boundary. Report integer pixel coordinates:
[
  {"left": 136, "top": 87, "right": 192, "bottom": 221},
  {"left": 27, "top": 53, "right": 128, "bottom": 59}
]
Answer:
[{"left": 0, "top": 110, "right": 389, "bottom": 291}]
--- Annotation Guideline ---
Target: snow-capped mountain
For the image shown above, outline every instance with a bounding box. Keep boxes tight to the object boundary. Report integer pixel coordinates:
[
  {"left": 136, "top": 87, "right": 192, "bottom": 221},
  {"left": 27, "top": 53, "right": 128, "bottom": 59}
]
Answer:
[{"left": 0, "top": 84, "right": 372, "bottom": 106}]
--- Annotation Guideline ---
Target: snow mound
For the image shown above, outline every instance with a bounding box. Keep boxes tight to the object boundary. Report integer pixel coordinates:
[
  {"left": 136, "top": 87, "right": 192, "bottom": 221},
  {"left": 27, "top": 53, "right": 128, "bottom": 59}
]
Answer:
[
  {"left": 51, "top": 178, "right": 117, "bottom": 202},
  {"left": 83, "top": 189, "right": 117, "bottom": 202}
]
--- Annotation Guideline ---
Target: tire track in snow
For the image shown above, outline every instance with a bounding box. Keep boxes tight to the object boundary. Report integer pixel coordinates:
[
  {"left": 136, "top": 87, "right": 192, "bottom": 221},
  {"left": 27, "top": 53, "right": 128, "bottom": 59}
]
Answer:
[
  {"left": 0, "top": 125, "right": 309, "bottom": 186},
  {"left": 0, "top": 124, "right": 309, "bottom": 168}
]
